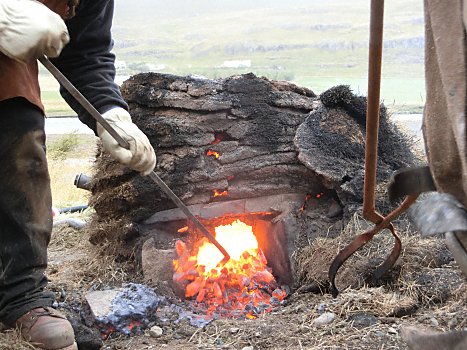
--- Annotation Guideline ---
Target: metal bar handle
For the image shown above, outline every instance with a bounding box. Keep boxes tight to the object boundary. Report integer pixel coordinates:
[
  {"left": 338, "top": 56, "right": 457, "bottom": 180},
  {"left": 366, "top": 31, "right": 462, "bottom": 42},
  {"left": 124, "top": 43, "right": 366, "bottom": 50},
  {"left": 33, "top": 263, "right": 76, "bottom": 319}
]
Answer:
[{"left": 39, "top": 56, "right": 231, "bottom": 261}]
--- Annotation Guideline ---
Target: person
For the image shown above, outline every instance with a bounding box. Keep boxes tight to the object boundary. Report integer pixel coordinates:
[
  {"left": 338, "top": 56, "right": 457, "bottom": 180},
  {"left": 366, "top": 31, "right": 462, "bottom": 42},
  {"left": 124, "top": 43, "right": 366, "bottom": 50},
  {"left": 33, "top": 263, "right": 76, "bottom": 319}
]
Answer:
[
  {"left": 0, "top": 1, "right": 156, "bottom": 349},
  {"left": 402, "top": 1, "right": 467, "bottom": 349},
  {"left": 421, "top": 0, "right": 467, "bottom": 273}
]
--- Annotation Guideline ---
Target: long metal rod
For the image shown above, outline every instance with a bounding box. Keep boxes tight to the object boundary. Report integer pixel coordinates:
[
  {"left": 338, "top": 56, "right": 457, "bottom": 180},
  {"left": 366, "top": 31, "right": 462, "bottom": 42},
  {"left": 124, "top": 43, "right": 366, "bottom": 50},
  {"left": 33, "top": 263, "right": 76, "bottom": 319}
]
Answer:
[
  {"left": 363, "top": 0, "right": 385, "bottom": 221},
  {"left": 39, "top": 56, "right": 230, "bottom": 262}
]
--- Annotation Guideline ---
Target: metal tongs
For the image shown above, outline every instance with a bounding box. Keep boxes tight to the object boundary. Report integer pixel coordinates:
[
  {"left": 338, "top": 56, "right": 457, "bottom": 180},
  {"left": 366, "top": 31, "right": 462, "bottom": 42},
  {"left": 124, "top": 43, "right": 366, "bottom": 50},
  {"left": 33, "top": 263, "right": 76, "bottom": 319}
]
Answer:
[{"left": 328, "top": 0, "right": 419, "bottom": 297}]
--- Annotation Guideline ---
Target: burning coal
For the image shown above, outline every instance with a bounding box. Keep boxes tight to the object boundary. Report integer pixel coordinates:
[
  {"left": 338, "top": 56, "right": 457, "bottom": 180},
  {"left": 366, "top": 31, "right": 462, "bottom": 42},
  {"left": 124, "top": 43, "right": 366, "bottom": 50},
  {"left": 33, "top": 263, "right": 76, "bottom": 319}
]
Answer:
[
  {"left": 212, "top": 189, "right": 228, "bottom": 198},
  {"left": 173, "top": 219, "right": 288, "bottom": 319},
  {"left": 206, "top": 149, "right": 221, "bottom": 159}
]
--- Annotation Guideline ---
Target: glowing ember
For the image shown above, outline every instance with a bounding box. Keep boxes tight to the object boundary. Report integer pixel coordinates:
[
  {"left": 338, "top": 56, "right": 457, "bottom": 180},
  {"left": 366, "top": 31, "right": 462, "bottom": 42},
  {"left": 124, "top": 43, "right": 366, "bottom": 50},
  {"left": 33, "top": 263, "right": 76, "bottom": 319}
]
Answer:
[
  {"left": 173, "top": 220, "right": 287, "bottom": 319},
  {"left": 178, "top": 226, "right": 189, "bottom": 233},
  {"left": 212, "top": 189, "right": 228, "bottom": 197},
  {"left": 206, "top": 150, "right": 221, "bottom": 159},
  {"left": 300, "top": 191, "right": 325, "bottom": 211}
]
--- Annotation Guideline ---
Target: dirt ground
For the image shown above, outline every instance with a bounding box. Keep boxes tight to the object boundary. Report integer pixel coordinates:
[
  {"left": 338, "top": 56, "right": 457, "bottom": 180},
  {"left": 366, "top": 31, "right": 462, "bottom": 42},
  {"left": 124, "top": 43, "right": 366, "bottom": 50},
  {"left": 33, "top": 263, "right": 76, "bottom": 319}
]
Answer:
[
  {"left": 1, "top": 211, "right": 465, "bottom": 350},
  {"left": 0, "top": 136, "right": 465, "bottom": 350}
]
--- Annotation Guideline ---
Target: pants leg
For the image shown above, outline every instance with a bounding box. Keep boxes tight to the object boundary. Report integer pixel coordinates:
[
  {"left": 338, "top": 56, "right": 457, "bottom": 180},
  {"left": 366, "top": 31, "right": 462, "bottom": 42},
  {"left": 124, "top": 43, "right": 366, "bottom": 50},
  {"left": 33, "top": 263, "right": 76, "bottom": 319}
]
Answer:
[{"left": 0, "top": 97, "right": 55, "bottom": 325}]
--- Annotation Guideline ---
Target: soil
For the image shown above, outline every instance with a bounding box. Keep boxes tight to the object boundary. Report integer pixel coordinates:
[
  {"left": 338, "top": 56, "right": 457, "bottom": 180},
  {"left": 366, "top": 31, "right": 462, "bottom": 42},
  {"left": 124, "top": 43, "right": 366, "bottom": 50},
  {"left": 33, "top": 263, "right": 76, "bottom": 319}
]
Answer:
[{"left": 1, "top": 210, "right": 465, "bottom": 350}]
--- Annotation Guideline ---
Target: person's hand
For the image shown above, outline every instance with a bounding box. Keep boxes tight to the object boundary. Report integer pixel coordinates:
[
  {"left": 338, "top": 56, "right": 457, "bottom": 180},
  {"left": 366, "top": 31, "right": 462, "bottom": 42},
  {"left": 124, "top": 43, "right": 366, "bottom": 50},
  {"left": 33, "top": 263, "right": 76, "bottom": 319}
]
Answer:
[
  {"left": 0, "top": 0, "right": 69, "bottom": 63},
  {"left": 97, "top": 107, "right": 157, "bottom": 175}
]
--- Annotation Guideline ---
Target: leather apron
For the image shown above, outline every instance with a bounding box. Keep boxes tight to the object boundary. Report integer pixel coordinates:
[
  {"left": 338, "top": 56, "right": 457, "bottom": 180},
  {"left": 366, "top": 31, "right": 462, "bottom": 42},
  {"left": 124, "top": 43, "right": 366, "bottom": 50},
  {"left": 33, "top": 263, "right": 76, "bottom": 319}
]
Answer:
[{"left": 0, "top": 0, "right": 79, "bottom": 112}]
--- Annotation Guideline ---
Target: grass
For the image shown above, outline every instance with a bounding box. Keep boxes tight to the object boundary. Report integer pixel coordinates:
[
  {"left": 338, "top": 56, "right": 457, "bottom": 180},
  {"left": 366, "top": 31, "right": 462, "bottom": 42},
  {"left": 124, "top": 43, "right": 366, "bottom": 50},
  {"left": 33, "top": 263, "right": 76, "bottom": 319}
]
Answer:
[
  {"left": 46, "top": 134, "right": 97, "bottom": 208},
  {"left": 0, "top": 329, "right": 33, "bottom": 350},
  {"left": 38, "top": 74, "right": 75, "bottom": 116},
  {"left": 48, "top": 133, "right": 80, "bottom": 160}
]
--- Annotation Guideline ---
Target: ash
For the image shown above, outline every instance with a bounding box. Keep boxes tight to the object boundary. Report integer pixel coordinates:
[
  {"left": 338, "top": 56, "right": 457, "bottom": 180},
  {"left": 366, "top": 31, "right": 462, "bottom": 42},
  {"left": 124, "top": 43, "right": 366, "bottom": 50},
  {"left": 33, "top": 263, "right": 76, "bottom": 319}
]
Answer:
[
  {"left": 171, "top": 304, "right": 216, "bottom": 328},
  {"left": 98, "top": 283, "right": 160, "bottom": 335}
]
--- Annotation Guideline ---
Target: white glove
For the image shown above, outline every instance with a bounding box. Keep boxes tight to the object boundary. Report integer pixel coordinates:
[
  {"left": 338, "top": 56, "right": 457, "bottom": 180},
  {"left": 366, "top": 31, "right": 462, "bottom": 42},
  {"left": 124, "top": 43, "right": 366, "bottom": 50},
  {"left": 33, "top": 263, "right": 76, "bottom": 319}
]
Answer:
[
  {"left": 97, "top": 107, "right": 157, "bottom": 175},
  {"left": 0, "top": 0, "right": 69, "bottom": 63}
]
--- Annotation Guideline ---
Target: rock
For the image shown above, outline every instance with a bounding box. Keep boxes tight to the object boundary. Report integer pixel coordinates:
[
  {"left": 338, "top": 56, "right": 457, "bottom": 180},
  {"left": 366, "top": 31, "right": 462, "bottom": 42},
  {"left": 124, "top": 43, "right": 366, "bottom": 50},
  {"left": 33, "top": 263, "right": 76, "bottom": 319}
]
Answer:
[
  {"left": 316, "top": 303, "right": 327, "bottom": 314},
  {"left": 447, "top": 317, "right": 459, "bottom": 328},
  {"left": 313, "top": 312, "right": 336, "bottom": 326},
  {"left": 413, "top": 268, "right": 463, "bottom": 304},
  {"left": 429, "top": 317, "right": 439, "bottom": 327},
  {"left": 347, "top": 313, "right": 378, "bottom": 328},
  {"left": 229, "top": 327, "right": 240, "bottom": 334},
  {"left": 85, "top": 289, "right": 120, "bottom": 319},
  {"left": 85, "top": 283, "right": 160, "bottom": 335},
  {"left": 149, "top": 325, "right": 163, "bottom": 338},
  {"left": 141, "top": 238, "right": 176, "bottom": 287}
]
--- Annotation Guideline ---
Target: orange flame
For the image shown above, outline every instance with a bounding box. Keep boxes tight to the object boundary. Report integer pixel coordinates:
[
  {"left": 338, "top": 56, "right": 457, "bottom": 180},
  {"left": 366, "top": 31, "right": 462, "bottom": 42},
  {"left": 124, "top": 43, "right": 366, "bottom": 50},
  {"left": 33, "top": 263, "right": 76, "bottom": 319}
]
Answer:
[
  {"left": 213, "top": 189, "right": 228, "bottom": 197},
  {"left": 177, "top": 226, "right": 189, "bottom": 233},
  {"left": 173, "top": 220, "right": 286, "bottom": 318},
  {"left": 206, "top": 150, "right": 220, "bottom": 159}
]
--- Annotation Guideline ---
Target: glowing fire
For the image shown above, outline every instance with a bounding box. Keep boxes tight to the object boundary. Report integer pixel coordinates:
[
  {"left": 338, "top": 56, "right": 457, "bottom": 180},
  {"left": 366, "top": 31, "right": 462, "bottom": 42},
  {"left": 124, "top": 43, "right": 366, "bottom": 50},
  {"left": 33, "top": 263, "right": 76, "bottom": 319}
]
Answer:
[
  {"left": 177, "top": 226, "right": 189, "bottom": 233},
  {"left": 300, "top": 191, "right": 325, "bottom": 211},
  {"left": 206, "top": 150, "right": 220, "bottom": 159},
  {"left": 212, "top": 189, "right": 228, "bottom": 197},
  {"left": 173, "top": 220, "right": 287, "bottom": 319}
]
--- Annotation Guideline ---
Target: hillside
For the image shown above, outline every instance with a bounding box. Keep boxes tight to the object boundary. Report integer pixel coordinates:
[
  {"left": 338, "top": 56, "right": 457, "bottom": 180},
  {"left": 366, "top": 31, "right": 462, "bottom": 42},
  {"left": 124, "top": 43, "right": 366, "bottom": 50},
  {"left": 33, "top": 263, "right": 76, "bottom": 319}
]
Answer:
[
  {"left": 40, "top": 0, "right": 425, "bottom": 114},
  {"left": 111, "top": 0, "right": 425, "bottom": 112}
]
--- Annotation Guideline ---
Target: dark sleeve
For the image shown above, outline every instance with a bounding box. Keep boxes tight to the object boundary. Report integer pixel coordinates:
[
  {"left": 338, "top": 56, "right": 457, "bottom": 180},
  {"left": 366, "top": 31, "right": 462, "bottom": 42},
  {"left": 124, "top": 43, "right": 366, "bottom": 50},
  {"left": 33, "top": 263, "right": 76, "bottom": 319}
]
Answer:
[{"left": 51, "top": 0, "right": 127, "bottom": 133}]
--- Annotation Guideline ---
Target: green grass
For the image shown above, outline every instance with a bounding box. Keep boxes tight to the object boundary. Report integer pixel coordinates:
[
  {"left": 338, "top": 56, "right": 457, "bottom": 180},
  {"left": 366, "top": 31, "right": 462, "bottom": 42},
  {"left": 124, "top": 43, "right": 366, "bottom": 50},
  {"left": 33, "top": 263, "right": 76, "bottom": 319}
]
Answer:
[
  {"left": 48, "top": 133, "right": 80, "bottom": 160},
  {"left": 39, "top": 74, "right": 75, "bottom": 115}
]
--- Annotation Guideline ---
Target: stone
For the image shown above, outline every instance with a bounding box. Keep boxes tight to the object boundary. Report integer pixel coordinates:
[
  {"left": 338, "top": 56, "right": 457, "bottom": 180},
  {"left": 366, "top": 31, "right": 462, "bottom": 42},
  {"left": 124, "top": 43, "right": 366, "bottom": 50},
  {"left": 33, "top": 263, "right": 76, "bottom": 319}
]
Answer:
[
  {"left": 141, "top": 238, "right": 176, "bottom": 286},
  {"left": 85, "top": 284, "right": 160, "bottom": 335},
  {"left": 313, "top": 312, "right": 336, "bottom": 326},
  {"left": 347, "top": 313, "right": 378, "bottom": 328},
  {"left": 143, "top": 193, "right": 304, "bottom": 224},
  {"left": 149, "top": 325, "right": 163, "bottom": 338},
  {"left": 85, "top": 289, "right": 120, "bottom": 319},
  {"left": 316, "top": 303, "right": 327, "bottom": 314},
  {"left": 429, "top": 317, "right": 439, "bottom": 327}
]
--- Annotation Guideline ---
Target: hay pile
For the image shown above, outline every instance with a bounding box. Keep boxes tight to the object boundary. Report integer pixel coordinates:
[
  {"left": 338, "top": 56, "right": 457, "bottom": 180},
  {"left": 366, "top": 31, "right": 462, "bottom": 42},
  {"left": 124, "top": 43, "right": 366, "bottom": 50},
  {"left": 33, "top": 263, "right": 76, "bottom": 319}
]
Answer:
[{"left": 294, "top": 211, "right": 459, "bottom": 312}]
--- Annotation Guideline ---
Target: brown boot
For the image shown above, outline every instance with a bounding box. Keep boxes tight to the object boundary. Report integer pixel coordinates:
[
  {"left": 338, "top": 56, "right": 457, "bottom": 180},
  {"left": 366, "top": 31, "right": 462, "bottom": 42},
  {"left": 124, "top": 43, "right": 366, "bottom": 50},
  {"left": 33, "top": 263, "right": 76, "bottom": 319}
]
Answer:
[{"left": 15, "top": 307, "right": 77, "bottom": 350}]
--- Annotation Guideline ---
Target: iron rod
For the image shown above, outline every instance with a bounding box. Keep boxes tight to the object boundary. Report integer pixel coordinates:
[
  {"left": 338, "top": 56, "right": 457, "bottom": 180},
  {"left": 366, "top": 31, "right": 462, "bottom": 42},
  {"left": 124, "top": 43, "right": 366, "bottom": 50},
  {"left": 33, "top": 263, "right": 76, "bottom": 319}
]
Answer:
[
  {"left": 39, "top": 56, "right": 231, "bottom": 261},
  {"left": 363, "top": 0, "right": 385, "bottom": 220}
]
